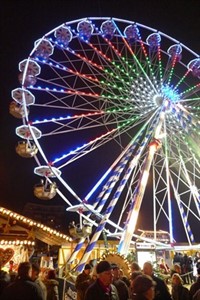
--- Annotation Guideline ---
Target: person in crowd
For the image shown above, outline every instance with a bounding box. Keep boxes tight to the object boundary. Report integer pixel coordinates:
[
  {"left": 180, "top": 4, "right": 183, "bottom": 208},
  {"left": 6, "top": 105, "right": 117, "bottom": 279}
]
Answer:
[
  {"left": 119, "top": 268, "right": 130, "bottom": 288},
  {"left": 186, "top": 256, "right": 194, "bottom": 284},
  {"left": 0, "top": 270, "right": 10, "bottom": 295},
  {"left": 0, "top": 261, "right": 43, "bottom": 300},
  {"left": 171, "top": 273, "right": 189, "bottom": 300},
  {"left": 131, "top": 262, "right": 141, "bottom": 273},
  {"left": 159, "top": 258, "right": 171, "bottom": 284},
  {"left": 159, "top": 258, "right": 170, "bottom": 275},
  {"left": 143, "top": 261, "right": 172, "bottom": 300},
  {"left": 171, "top": 264, "right": 182, "bottom": 277},
  {"left": 129, "top": 271, "right": 143, "bottom": 299},
  {"left": 31, "top": 263, "right": 47, "bottom": 300},
  {"left": 84, "top": 260, "right": 119, "bottom": 300},
  {"left": 131, "top": 274, "right": 156, "bottom": 300},
  {"left": 182, "top": 254, "right": 193, "bottom": 285},
  {"left": 75, "top": 263, "right": 93, "bottom": 300},
  {"left": 173, "top": 253, "right": 183, "bottom": 266},
  {"left": 111, "top": 264, "right": 129, "bottom": 300},
  {"left": 43, "top": 269, "right": 59, "bottom": 300},
  {"left": 189, "top": 267, "right": 200, "bottom": 300}
]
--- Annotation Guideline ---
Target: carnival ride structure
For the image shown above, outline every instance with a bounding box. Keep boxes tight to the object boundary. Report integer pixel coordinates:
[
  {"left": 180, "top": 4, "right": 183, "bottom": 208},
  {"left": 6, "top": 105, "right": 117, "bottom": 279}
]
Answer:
[{"left": 10, "top": 17, "right": 200, "bottom": 272}]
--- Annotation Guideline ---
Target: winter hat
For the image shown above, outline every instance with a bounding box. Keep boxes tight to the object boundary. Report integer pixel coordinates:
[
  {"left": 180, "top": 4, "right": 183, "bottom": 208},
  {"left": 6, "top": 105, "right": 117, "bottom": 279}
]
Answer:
[
  {"left": 96, "top": 260, "right": 112, "bottom": 274},
  {"left": 134, "top": 275, "right": 156, "bottom": 294}
]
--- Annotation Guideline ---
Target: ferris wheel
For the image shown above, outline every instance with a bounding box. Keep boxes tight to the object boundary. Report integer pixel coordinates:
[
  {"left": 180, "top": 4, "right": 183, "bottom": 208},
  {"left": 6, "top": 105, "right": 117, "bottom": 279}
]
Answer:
[{"left": 10, "top": 17, "right": 200, "bottom": 267}]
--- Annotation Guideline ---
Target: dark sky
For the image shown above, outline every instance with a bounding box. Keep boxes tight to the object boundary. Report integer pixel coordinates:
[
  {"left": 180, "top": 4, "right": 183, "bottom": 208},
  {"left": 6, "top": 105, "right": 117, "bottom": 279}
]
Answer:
[{"left": 0, "top": 0, "right": 199, "bottom": 241}]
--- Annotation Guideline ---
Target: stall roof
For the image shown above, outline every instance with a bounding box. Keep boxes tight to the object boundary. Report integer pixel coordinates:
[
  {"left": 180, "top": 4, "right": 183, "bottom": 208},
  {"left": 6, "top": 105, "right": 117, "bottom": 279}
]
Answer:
[{"left": 0, "top": 207, "right": 72, "bottom": 246}]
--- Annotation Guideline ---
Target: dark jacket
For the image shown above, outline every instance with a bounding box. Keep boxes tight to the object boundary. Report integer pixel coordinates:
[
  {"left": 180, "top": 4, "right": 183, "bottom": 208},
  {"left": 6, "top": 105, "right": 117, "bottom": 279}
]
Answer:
[
  {"left": 75, "top": 271, "right": 92, "bottom": 300},
  {"left": 189, "top": 277, "right": 200, "bottom": 300},
  {"left": 112, "top": 279, "right": 129, "bottom": 300},
  {"left": 152, "top": 274, "right": 172, "bottom": 300},
  {"left": 0, "top": 276, "right": 43, "bottom": 300},
  {"left": 171, "top": 284, "right": 189, "bottom": 300},
  {"left": 44, "top": 278, "right": 59, "bottom": 300},
  {"left": 84, "top": 279, "right": 119, "bottom": 300}
]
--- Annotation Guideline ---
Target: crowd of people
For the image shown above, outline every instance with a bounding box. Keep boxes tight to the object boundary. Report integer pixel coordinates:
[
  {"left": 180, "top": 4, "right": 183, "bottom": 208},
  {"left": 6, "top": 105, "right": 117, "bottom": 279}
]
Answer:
[
  {"left": 75, "top": 256, "right": 200, "bottom": 300},
  {"left": 0, "top": 252, "right": 200, "bottom": 300},
  {"left": 0, "top": 262, "right": 59, "bottom": 300}
]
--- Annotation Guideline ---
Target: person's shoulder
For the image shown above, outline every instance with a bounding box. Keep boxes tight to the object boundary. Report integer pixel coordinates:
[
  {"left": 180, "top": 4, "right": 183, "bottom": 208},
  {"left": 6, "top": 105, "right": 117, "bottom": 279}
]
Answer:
[
  {"left": 113, "top": 279, "right": 128, "bottom": 288},
  {"left": 45, "top": 279, "right": 59, "bottom": 286}
]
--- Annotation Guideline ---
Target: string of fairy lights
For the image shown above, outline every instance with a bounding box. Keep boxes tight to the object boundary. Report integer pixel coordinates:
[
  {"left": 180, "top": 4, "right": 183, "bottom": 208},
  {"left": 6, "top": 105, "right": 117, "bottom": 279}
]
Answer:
[{"left": 0, "top": 207, "right": 72, "bottom": 244}]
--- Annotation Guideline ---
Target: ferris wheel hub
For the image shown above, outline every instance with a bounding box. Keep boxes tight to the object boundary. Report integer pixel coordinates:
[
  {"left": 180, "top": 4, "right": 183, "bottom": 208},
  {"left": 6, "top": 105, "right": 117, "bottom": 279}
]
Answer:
[{"left": 153, "top": 94, "right": 164, "bottom": 106}]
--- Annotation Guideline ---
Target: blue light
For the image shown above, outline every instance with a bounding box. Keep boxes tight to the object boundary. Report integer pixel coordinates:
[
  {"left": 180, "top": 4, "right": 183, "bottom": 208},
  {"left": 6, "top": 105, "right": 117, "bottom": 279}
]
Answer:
[{"left": 161, "top": 85, "right": 180, "bottom": 102}]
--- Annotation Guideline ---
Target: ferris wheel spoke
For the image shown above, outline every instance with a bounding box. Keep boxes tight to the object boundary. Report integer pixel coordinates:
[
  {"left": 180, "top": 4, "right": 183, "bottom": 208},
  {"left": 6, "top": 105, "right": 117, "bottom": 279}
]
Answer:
[{"left": 112, "top": 20, "right": 158, "bottom": 94}]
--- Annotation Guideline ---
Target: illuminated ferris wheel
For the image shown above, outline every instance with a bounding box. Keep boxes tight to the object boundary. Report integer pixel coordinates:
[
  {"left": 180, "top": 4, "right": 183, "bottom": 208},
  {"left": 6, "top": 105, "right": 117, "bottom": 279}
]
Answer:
[{"left": 10, "top": 17, "right": 200, "bottom": 267}]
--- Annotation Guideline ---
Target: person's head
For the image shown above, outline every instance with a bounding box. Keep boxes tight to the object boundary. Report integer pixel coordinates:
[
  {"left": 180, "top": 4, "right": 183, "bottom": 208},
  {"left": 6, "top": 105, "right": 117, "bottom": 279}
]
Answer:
[
  {"left": 111, "top": 264, "right": 120, "bottom": 280},
  {"left": 41, "top": 268, "right": 51, "bottom": 280},
  {"left": 173, "top": 263, "right": 181, "bottom": 274},
  {"left": 31, "top": 263, "right": 41, "bottom": 281},
  {"left": 96, "top": 260, "right": 113, "bottom": 286},
  {"left": 171, "top": 273, "right": 183, "bottom": 286},
  {"left": 18, "top": 262, "right": 32, "bottom": 278},
  {"left": 143, "top": 262, "right": 153, "bottom": 276},
  {"left": 130, "top": 271, "right": 143, "bottom": 289},
  {"left": 131, "top": 262, "right": 140, "bottom": 272},
  {"left": 46, "top": 269, "right": 56, "bottom": 280},
  {"left": 84, "top": 264, "right": 92, "bottom": 275},
  {"left": 133, "top": 274, "right": 156, "bottom": 300}
]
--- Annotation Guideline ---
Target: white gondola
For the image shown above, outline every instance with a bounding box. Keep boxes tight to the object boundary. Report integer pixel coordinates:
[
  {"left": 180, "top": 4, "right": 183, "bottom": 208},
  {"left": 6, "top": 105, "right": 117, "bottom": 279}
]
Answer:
[
  {"left": 68, "top": 221, "right": 92, "bottom": 239},
  {"left": 67, "top": 204, "right": 93, "bottom": 239},
  {"left": 34, "top": 181, "right": 57, "bottom": 200}
]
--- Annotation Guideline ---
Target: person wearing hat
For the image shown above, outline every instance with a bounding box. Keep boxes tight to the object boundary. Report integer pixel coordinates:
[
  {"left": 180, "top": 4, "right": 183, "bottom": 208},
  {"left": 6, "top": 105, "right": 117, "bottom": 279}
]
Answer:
[
  {"left": 131, "top": 274, "right": 156, "bottom": 300},
  {"left": 143, "top": 261, "right": 172, "bottom": 300},
  {"left": 111, "top": 264, "right": 129, "bottom": 300},
  {"left": 75, "top": 264, "right": 93, "bottom": 300},
  {"left": 84, "top": 260, "right": 119, "bottom": 300}
]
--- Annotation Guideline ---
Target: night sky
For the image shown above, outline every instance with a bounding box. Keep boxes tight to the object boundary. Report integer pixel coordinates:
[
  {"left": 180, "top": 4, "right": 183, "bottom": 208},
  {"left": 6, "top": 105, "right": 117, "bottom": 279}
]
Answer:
[{"left": 0, "top": 0, "right": 199, "bottom": 241}]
